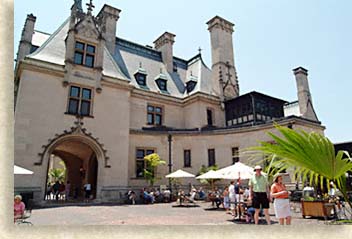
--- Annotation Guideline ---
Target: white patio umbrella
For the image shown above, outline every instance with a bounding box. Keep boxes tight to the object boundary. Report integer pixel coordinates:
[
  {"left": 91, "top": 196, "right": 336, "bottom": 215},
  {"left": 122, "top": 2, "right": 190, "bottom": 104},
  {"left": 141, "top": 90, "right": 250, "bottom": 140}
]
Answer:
[
  {"left": 196, "top": 170, "right": 223, "bottom": 190},
  {"left": 217, "top": 162, "right": 255, "bottom": 180},
  {"left": 14, "top": 165, "right": 34, "bottom": 175},
  {"left": 165, "top": 169, "right": 195, "bottom": 193},
  {"left": 196, "top": 170, "right": 222, "bottom": 179},
  {"left": 165, "top": 169, "right": 195, "bottom": 178}
]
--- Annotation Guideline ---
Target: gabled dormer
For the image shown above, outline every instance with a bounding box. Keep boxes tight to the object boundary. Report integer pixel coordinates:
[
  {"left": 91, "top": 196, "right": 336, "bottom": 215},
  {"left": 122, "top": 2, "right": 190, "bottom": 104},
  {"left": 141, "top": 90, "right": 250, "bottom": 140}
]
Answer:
[
  {"left": 155, "top": 72, "right": 168, "bottom": 94},
  {"left": 134, "top": 63, "right": 148, "bottom": 90},
  {"left": 63, "top": 1, "right": 120, "bottom": 94}
]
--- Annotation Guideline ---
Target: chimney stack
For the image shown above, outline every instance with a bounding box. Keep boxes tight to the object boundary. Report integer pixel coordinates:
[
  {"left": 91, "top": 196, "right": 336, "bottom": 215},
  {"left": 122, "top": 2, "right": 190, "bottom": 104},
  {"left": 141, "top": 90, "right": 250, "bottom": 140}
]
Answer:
[
  {"left": 153, "top": 32, "right": 175, "bottom": 73},
  {"left": 293, "top": 67, "right": 318, "bottom": 121},
  {"left": 207, "top": 16, "right": 239, "bottom": 100},
  {"left": 16, "top": 14, "right": 36, "bottom": 66},
  {"left": 97, "top": 4, "right": 121, "bottom": 54}
]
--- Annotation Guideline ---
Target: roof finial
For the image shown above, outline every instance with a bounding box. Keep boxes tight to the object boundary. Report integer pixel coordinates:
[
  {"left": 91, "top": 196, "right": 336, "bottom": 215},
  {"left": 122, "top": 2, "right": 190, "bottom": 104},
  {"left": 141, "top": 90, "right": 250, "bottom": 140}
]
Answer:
[
  {"left": 139, "top": 62, "right": 142, "bottom": 68},
  {"left": 86, "top": 0, "right": 95, "bottom": 15},
  {"left": 198, "top": 47, "right": 202, "bottom": 55}
]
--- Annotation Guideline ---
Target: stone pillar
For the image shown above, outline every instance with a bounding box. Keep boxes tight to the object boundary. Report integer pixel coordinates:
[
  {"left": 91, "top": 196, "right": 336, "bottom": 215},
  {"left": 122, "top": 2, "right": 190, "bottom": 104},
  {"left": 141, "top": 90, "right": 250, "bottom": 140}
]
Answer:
[
  {"left": 97, "top": 4, "right": 121, "bottom": 54},
  {"left": 207, "top": 16, "right": 239, "bottom": 100},
  {"left": 153, "top": 32, "right": 176, "bottom": 73},
  {"left": 293, "top": 67, "right": 318, "bottom": 121},
  {"left": 16, "top": 14, "right": 36, "bottom": 66}
]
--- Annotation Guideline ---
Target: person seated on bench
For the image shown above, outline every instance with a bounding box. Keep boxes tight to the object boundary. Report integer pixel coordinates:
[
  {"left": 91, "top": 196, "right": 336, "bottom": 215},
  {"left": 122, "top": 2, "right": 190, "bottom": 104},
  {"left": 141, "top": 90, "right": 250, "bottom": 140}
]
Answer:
[
  {"left": 14, "top": 195, "right": 25, "bottom": 223},
  {"left": 177, "top": 190, "right": 186, "bottom": 205},
  {"left": 143, "top": 188, "right": 154, "bottom": 204},
  {"left": 212, "top": 187, "right": 222, "bottom": 208},
  {"left": 184, "top": 188, "right": 197, "bottom": 204}
]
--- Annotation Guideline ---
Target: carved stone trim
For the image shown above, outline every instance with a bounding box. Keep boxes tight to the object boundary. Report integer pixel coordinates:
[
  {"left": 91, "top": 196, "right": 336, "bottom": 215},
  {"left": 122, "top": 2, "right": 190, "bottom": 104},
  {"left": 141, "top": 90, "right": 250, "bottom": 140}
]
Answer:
[{"left": 35, "top": 115, "right": 110, "bottom": 168}]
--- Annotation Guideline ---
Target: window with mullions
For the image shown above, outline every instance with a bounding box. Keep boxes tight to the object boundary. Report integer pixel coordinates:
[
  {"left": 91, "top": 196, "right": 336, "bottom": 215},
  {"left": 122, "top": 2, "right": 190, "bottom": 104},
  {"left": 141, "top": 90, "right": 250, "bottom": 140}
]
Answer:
[
  {"left": 147, "top": 104, "right": 163, "bottom": 126},
  {"left": 232, "top": 147, "right": 239, "bottom": 164},
  {"left": 74, "top": 41, "right": 96, "bottom": 68},
  {"left": 67, "top": 86, "right": 92, "bottom": 116},
  {"left": 136, "top": 148, "right": 155, "bottom": 178}
]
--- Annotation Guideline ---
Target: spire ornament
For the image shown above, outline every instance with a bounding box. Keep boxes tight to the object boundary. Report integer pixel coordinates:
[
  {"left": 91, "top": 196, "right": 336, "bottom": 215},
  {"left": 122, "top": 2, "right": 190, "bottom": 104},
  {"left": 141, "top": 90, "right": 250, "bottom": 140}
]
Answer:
[{"left": 86, "top": 0, "right": 95, "bottom": 15}]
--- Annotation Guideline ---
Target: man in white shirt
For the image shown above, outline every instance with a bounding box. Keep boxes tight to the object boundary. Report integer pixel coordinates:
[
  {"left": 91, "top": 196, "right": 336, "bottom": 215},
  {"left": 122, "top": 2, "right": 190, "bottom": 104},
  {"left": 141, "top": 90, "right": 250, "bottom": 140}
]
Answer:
[{"left": 84, "top": 183, "right": 91, "bottom": 202}]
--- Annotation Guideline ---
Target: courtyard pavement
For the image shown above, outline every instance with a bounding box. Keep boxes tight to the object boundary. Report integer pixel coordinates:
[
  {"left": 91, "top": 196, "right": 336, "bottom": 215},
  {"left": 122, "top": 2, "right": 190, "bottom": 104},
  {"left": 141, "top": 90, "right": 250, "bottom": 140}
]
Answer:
[{"left": 27, "top": 201, "right": 333, "bottom": 226}]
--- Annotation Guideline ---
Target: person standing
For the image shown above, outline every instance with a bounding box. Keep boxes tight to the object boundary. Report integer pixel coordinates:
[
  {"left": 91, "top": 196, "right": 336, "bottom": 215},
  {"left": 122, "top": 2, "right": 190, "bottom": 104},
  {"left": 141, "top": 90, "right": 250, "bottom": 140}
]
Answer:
[
  {"left": 271, "top": 173, "right": 291, "bottom": 225},
  {"left": 84, "top": 182, "right": 91, "bottom": 202},
  {"left": 65, "top": 181, "right": 71, "bottom": 201},
  {"left": 223, "top": 186, "right": 230, "bottom": 214},
  {"left": 229, "top": 180, "right": 236, "bottom": 216},
  {"left": 52, "top": 181, "right": 60, "bottom": 201},
  {"left": 249, "top": 165, "right": 271, "bottom": 225}
]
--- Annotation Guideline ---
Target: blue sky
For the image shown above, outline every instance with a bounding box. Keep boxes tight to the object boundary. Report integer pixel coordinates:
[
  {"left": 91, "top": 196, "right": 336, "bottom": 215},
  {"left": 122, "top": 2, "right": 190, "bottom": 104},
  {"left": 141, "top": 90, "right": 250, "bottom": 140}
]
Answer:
[{"left": 14, "top": 0, "right": 352, "bottom": 143}]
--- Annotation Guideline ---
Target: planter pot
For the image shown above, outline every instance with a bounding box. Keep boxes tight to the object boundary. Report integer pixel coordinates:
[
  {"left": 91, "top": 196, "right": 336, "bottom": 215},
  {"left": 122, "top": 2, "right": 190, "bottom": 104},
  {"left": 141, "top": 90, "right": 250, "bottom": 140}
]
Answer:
[{"left": 301, "top": 200, "right": 335, "bottom": 219}]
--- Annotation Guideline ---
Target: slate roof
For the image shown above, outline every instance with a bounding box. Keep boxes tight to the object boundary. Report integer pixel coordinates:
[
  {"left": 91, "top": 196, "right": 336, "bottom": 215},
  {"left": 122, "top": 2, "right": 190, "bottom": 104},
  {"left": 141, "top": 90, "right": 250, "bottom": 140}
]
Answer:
[{"left": 26, "top": 18, "right": 215, "bottom": 99}]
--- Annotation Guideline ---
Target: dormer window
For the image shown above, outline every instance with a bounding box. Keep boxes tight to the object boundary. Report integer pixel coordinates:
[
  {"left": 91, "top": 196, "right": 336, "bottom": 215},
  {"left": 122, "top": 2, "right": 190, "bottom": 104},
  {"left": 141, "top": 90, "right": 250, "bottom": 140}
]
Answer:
[
  {"left": 74, "top": 41, "right": 96, "bottom": 68},
  {"left": 136, "top": 74, "right": 146, "bottom": 86},
  {"left": 186, "top": 81, "right": 196, "bottom": 93},
  {"left": 155, "top": 73, "right": 168, "bottom": 93},
  {"left": 157, "top": 79, "right": 167, "bottom": 91},
  {"left": 186, "top": 75, "right": 198, "bottom": 93},
  {"left": 134, "top": 66, "right": 148, "bottom": 89}
]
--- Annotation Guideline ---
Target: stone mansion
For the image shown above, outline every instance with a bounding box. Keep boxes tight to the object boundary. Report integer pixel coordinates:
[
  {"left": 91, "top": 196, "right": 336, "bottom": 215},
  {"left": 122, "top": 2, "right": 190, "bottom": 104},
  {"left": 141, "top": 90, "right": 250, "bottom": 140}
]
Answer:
[{"left": 14, "top": 1, "right": 324, "bottom": 203}]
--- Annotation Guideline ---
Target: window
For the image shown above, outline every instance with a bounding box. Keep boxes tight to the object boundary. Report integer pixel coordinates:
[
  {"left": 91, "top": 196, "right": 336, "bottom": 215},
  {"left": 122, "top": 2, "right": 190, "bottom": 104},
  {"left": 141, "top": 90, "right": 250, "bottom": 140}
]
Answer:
[
  {"left": 135, "top": 74, "right": 146, "bottom": 86},
  {"left": 208, "top": 149, "right": 216, "bottom": 167},
  {"left": 232, "top": 147, "right": 239, "bottom": 164},
  {"left": 156, "top": 79, "right": 167, "bottom": 91},
  {"left": 74, "top": 41, "right": 96, "bottom": 68},
  {"left": 147, "top": 104, "right": 163, "bottom": 126},
  {"left": 136, "top": 148, "right": 155, "bottom": 178},
  {"left": 186, "top": 81, "right": 197, "bottom": 93},
  {"left": 67, "top": 85, "right": 92, "bottom": 116},
  {"left": 207, "top": 109, "right": 213, "bottom": 126},
  {"left": 184, "top": 150, "right": 191, "bottom": 168}
]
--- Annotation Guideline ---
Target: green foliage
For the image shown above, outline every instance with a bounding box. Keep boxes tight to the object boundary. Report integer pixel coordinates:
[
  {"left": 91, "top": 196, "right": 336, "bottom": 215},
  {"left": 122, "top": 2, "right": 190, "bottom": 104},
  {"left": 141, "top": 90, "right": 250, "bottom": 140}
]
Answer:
[
  {"left": 143, "top": 153, "right": 166, "bottom": 186},
  {"left": 247, "top": 123, "right": 352, "bottom": 213},
  {"left": 197, "top": 164, "right": 219, "bottom": 185},
  {"left": 48, "top": 168, "right": 65, "bottom": 183}
]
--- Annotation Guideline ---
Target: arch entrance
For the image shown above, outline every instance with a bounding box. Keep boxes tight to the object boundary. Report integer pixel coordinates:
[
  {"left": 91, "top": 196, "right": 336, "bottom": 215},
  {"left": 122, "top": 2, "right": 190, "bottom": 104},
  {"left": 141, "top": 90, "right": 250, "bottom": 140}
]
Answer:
[{"left": 45, "top": 138, "right": 98, "bottom": 201}]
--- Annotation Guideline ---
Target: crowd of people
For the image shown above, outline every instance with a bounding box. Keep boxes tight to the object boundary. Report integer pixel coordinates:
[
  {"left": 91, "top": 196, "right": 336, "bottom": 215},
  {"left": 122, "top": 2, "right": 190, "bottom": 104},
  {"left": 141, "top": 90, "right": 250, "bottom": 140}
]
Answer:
[
  {"left": 45, "top": 180, "right": 93, "bottom": 202},
  {"left": 19, "top": 164, "right": 343, "bottom": 225}
]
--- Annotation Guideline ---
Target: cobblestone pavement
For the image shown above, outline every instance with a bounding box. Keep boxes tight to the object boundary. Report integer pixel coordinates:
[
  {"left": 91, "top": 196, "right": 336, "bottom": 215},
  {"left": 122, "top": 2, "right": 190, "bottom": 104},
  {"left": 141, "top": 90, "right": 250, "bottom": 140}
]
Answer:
[{"left": 27, "top": 201, "right": 334, "bottom": 226}]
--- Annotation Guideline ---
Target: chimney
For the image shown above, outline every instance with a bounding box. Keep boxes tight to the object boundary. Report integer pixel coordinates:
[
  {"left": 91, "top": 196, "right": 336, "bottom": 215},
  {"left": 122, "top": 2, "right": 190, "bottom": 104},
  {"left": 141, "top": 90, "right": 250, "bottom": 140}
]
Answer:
[
  {"left": 153, "top": 32, "right": 175, "bottom": 73},
  {"left": 97, "top": 4, "right": 121, "bottom": 54},
  {"left": 293, "top": 67, "right": 319, "bottom": 121},
  {"left": 207, "top": 16, "right": 239, "bottom": 100},
  {"left": 16, "top": 14, "right": 36, "bottom": 66}
]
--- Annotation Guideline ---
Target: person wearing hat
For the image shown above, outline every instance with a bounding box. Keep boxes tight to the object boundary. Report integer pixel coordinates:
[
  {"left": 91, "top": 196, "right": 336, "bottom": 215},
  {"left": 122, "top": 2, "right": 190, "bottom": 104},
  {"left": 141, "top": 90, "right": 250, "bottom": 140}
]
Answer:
[
  {"left": 271, "top": 173, "right": 291, "bottom": 225},
  {"left": 248, "top": 165, "right": 271, "bottom": 225}
]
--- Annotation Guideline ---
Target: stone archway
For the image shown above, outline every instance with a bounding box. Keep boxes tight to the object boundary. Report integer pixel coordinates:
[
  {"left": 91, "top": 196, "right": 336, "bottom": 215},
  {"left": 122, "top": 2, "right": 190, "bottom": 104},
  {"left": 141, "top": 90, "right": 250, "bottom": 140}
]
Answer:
[
  {"left": 39, "top": 116, "right": 110, "bottom": 201},
  {"left": 46, "top": 138, "right": 99, "bottom": 200}
]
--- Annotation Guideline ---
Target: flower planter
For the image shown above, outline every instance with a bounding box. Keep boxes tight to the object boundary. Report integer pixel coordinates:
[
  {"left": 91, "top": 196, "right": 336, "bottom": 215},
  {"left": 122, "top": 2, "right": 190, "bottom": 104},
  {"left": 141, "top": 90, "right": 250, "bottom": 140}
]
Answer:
[{"left": 301, "top": 200, "right": 335, "bottom": 219}]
